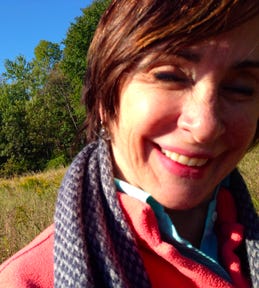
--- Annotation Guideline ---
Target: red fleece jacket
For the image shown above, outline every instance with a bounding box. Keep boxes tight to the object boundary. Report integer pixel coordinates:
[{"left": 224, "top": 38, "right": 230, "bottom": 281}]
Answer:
[
  {"left": 0, "top": 188, "right": 249, "bottom": 287},
  {"left": 0, "top": 225, "right": 54, "bottom": 287}
]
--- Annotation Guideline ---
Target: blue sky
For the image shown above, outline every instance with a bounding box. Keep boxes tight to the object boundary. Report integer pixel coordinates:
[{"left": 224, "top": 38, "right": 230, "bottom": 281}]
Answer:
[{"left": 0, "top": 0, "right": 93, "bottom": 74}]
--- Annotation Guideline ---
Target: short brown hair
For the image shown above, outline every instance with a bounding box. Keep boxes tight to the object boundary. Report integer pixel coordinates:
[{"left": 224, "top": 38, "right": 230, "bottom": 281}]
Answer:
[{"left": 82, "top": 0, "right": 259, "bottom": 145}]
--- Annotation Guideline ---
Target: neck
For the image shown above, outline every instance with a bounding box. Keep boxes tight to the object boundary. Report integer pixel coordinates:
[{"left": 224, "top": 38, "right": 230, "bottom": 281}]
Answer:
[{"left": 165, "top": 201, "right": 210, "bottom": 248}]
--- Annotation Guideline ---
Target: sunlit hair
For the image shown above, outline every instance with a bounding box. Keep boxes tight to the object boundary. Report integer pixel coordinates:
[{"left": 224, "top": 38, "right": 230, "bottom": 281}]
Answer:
[{"left": 82, "top": 0, "right": 259, "bottom": 145}]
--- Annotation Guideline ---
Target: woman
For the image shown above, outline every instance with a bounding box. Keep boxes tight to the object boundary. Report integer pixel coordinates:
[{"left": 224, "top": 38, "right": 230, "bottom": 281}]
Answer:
[{"left": 1, "top": 0, "right": 258, "bottom": 287}]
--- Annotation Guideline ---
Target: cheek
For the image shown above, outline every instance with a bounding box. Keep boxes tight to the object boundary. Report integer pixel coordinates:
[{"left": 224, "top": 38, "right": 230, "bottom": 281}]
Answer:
[
  {"left": 225, "top": 109, "right": 258, "bottom": 149},
  {"left": 119, "top": 90, "right": 162, "bottom": 128}
]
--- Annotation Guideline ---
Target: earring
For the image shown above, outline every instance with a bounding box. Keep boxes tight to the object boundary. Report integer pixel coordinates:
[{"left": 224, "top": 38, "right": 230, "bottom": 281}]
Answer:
[{"left": 99, "top": 121, "right": 111, "bottom": 141}]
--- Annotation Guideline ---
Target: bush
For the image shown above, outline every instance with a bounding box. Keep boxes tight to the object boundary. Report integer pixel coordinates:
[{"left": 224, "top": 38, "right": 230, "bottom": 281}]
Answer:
[
  {"left": 0, "top": 158, "right": 29, "bottom": 178},
  {"left": 45, "top": 155, "right": 67, "bottom": 170}
]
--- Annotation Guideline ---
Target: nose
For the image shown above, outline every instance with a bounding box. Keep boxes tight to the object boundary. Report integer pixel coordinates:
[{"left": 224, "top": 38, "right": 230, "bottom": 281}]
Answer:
[{"left": 178, "top": 83, "right": 225, "bottom": 144}]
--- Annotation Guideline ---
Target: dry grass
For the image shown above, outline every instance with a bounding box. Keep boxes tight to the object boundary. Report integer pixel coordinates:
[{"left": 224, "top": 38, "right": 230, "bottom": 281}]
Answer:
[
  {"left": 238, "top": 146, "right": 259, "bottom": 211},
  {"left": 0, "top": 168, "right": 66, "bottom": 263}
]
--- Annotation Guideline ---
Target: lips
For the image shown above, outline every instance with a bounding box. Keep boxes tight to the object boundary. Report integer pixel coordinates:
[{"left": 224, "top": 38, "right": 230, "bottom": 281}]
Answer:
[{"left": 161, "top": 148, "right": 208, "bottom": 167}]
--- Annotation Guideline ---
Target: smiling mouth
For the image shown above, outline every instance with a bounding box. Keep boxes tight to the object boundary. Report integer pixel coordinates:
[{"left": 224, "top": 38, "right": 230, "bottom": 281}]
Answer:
[{"left": 161, "top": 149, "right": 208, "bottom": 167}]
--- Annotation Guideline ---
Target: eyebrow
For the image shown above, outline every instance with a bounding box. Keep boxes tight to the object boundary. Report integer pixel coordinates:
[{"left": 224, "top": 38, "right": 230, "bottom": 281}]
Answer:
[
  {"left": 177, "top": 52, "right": 259, "bottom": 70},
  {"left": 175, "top": 51, "right": 201, "bottom": 63}
]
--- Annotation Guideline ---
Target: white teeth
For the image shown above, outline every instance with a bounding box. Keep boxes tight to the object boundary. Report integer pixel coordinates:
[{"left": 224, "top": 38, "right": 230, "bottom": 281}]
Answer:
[{"left": 161, "top": 149, "right": 208, "bottom": 167}]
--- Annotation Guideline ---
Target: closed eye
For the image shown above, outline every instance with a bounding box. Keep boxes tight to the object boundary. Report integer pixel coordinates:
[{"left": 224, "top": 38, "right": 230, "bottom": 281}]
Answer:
[
  {"left": 222, "top": 85, "right": 254, "bottom": 96},
  {"left": 154, "top": 72, "right": 188, "bottom": 83}
]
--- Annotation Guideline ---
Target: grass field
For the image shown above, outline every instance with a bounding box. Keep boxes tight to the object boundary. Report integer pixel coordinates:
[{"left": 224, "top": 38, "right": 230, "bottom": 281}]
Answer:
[
  {"left": 238, "top": 146, "right": 259, "bottom": 210},
  {"left": 0, "top": 168, "right": 66, "bottom": 263},
  {"left": 0, "top": 147, "right": 258, "bottom": 263}
]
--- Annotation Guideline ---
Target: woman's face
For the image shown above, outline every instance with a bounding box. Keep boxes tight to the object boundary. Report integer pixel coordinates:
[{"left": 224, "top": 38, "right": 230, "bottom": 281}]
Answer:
[{"left": 110, "top": 17, "right": 259, "bottom": 209}]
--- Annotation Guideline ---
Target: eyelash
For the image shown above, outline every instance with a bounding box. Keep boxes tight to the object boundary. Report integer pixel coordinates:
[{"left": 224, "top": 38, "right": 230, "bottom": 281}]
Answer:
[
  {"left": 154, "top": 72, "right": 188, "bottom": 83},
  {"left": 222, "top": 85, "right": 254, "bottom": 96},
  {"left": 153, "top": 69, "right": 193, "bottom": 89}
]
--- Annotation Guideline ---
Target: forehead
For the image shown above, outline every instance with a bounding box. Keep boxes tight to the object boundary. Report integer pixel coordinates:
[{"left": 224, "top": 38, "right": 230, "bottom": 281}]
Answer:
[
  {"left": 137, "top": 16, "right": 259, "bottom": 70},
  {"left": 191, "top": 18, "right": 259, "bottom": 62},
  {"left": 129, "top": 17, "right": 259, "bottom": 75}
]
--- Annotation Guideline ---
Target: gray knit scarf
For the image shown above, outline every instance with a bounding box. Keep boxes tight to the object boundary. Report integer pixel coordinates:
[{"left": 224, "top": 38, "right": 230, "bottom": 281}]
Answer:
[{"left": 54, "top": 137, "right": 259, "bottom": 287}]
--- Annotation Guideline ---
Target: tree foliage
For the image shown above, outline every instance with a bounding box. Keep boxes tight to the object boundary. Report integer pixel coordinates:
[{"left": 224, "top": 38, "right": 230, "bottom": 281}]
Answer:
[
  {"left": 0, "top": 0, "right": 110, "bottom": 176},
  {"left": 61, "top": 0, "right": 110, "bottom": 96}
]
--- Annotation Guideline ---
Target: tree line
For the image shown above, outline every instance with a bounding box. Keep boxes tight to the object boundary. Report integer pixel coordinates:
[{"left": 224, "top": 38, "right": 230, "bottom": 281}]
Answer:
[{"left": 0, "top": 0, "right": 111, "bottom": 177}]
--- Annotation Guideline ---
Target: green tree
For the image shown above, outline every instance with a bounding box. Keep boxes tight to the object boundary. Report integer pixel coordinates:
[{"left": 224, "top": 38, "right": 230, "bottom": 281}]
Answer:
[
  {"left": 25, "top": 67, "right": 79, "bottom": 167},
  {"left": 61, "top": 0, "right": 110, "bottom": 95},
  {"left": 0, "top": 0, "right": 110, "bottom": 176},
  {"left": 60, "top": 0, "right": 111, "bottom": 137},
  {"left": 32, "top": 40, "right": 62, "bottom": 85},
  {"left": 0, "top": 81, "right": 32, "bottom": 175},
  {"left": 0, "top": 41, "right": 65, "bottom": 175},
  {"left": 3, "top": 55, "right": 33, "bottom": 83},
  {"left": 34, "top": 40, "right": 62, "bottom": 71}
]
